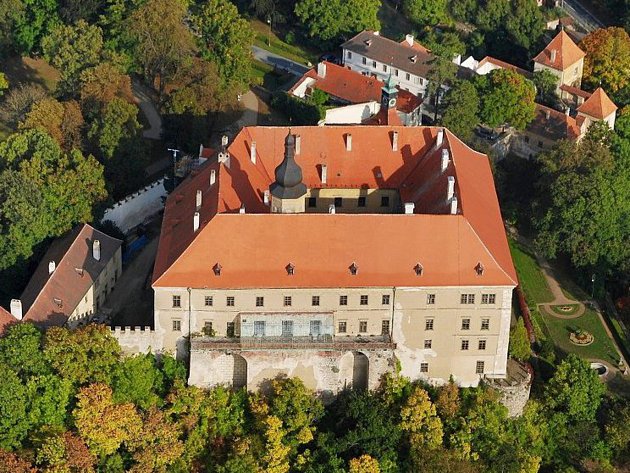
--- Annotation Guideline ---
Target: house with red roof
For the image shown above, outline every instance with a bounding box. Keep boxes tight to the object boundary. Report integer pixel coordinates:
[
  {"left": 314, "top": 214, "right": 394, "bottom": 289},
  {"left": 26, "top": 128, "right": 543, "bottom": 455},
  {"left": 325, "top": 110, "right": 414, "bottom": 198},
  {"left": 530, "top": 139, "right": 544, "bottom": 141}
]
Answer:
[
  {"left": 533, "top": 30, "right": 586, "bottom": 93},
  {"left": 151, "top": 125, "right": 516, "bottom": 391},
  {"left": 289, "top": 61, "right": 422, "bottom": 126}
]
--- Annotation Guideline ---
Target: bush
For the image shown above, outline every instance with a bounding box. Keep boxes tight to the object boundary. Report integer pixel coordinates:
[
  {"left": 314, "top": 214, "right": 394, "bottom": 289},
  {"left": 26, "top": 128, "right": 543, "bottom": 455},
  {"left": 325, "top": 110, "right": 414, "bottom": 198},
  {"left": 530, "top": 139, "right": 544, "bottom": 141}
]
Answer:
[{"left": 271, "top": 91, "right": 324, "bottom": 125}]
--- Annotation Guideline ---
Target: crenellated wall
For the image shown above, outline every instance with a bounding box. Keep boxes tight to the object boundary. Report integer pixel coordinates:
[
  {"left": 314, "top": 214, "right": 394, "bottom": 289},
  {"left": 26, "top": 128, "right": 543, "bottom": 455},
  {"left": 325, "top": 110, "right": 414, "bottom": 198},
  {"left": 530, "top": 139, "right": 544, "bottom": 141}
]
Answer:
[{"left": 111, "top": 326, "right": 163, "bottom": 355}]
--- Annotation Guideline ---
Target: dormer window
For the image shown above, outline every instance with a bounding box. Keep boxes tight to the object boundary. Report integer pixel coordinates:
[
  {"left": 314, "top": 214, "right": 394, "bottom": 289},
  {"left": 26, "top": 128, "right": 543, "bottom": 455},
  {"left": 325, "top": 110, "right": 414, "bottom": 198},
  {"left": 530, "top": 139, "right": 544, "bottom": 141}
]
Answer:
[
  {"left": 213, "top": 263, "right": 222, "bottom": 276},
  {"left": 410, "top": 55, "right": 417, "bottom": 63},
  {"left": 475, "top": 262, "right": 484, "bottom": 276},
  {"left": 53, "top": 298, "right": 63, "bottom": 308},
  {"left": 349, "top": 262, "right": 358, "bottom": 275},
  {"left": 75, "top": 267, "right": 84, "bottom": 277},
  {"left": 365, "top": 39, "right": 372, "bottom": 46},
  {"left": 286, "top": 263, "right": 295, "bottom": 275},
  {"left": 414, "top": 263, "right": 423, "bottom": 276}
]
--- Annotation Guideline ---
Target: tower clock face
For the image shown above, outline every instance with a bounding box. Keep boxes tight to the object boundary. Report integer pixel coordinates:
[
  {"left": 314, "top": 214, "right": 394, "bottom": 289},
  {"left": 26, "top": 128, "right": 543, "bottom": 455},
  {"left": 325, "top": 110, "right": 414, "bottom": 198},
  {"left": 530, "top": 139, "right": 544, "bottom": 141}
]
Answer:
[{"left": 389, "top": 98, "right": 397, "bottom": 107}]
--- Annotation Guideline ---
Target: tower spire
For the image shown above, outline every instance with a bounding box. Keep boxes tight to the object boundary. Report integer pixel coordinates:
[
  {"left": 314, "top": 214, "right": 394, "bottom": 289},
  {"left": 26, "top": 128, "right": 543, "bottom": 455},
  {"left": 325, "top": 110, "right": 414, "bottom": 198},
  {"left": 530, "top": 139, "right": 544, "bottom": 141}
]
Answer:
[{"left": 269, "top": 130, "right": 307, "bottom": 213}]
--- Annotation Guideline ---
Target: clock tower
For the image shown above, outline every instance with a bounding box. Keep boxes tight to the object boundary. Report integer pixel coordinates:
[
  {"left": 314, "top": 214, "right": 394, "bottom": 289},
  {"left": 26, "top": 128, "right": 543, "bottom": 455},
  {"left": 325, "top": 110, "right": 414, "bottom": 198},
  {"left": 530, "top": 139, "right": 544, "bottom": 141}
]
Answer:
[{"left": 381, "top": 73, "right": 398, "bottom": 111}]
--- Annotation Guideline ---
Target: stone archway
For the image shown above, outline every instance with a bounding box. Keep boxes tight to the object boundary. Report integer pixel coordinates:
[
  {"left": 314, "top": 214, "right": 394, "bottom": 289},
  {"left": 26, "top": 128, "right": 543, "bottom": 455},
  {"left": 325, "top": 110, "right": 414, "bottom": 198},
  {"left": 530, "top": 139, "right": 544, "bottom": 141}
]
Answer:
[
  {"left": 352, "top": 352, "right": 369, "bottom": 390},
  {"left": 232, "top": 354, "right": 247, "bottom": 389}
]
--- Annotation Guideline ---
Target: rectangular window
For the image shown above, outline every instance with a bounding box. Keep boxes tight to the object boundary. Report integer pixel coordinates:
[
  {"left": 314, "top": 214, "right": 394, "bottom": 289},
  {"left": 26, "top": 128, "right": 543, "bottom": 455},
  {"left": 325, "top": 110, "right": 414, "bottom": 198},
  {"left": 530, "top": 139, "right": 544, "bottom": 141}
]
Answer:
[
  {"left": 383, "top": 64, "right": 388, "bottom": 72},
  {"left": 307, "top": 197, "right": 317, "bottom": 208},
  {"left": 481, "top": 294, "right": 496, "bottom": 304},
  {"left": 284, "top": 296, "right": 292, "bottom": 307},
  {"left": 476, "top": 361, "right": 485, "bottom": 374},
  {"left": 282, "top": 320, "right": 294, "bottom": 337},
  {"left": 204, "top": 296, "right": 213, "bottom": 306},
  {"left": 427, "top": 294, "right": 436, "bottom": 305},
  {"left": 359, "top": 320, "right": 368, "bottom": 333},
  {"left": 424, "top": 339, "right": 432, "bottom": 349},
  {"left": 420, "top": 362, "right": 429, "bottom": 373},
  {"left": 461, "top": 318, "right": 471, "bottom": 330},
  {"left": 347, "top": 51, "right": 352, "bottom": 59},
  {"left": 425, "top": 318, "right": 434, "bottom": 331},
  {"left": 358, "top": 196, "right": 366, "bottom": 207},
  {"left": 203, "top": 321, "right": 213, "bottom": 336},
  {"left": 256, "top": 296, "right": 264, "bottom": 307},
  {"left": 478, "top": 339, "right": 487, "bottom": 350},
  {"left": 172, "top": 295, "right": 181, "bottom": 308},
  {"left": 414, "top": 77, "right": 421, "bottom": 84},
  {"left": 394, "top": 69, "right": 399, "bottom": 76},
  {"left": 382, "top": 294, "right": 390, "bottom": 305},
  {"left": 339, "top": 295, "right": 348, "bottom": 306},
  {"left": 481, "top": 318, "right": 490, "bottom": 330},
  {"left": 226, "top": 322, "right": 235, "bottom": 337},
  {"left": 226, "top": 296, "right": 235, "bottom": 307},
  {"left": 360, "top": 295, "right": 368, "bottom": 305},
  {"left": 338, "top": 321, "right": 347, "bottom": 333},
  {"left": 460, "top": 294, "right": 475, "bottom": 304},
  {"left": 334, "top": 197, "right": 343, "bottom": 207},
  {"left": 362, "top": 57, "right": 367, "bottom": 65},
  {"left": 254, "top": 321, "right": 266, "bottom": 337},
  {"left": 310, "top": 320, "right": 322, "bottom": 336},
  {"left": 406, "top": 73, "right": 411, "bottom": 81},
  {"left": 372, "top": 60, "right": 377, "bottom": 68},
  {"left": 461, "top": 339, "right": 470, "bottom": 350},
  {"left": 381, "top": 195, "right": 390, "bottom": 207},
  {"left": 381, "top": 320, "right": 390, "bottom": 334},
  {"left": 312, "top": 295, "right": 320, "bottom": 306},
  {"left": 172, "top": 319, "right": 181, "bottom": 331}
]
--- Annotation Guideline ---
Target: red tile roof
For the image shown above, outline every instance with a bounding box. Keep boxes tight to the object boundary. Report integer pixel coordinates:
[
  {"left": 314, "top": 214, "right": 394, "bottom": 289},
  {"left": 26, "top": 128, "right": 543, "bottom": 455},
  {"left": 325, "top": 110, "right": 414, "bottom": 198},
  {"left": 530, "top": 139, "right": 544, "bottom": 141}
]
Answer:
[
  {"left": 153, "top": 126, "right": 516, "bottom": 290},
  {"left": 20, "top": 224, "right": 122, "bottom": 327},
  {"left": 577, "top": 87, "right": 617, "bottom": 119},
  {"left": 290, "top": 61, "right": 422, "bottom": 113},
  {"left": 478, "top": 56, "right": 532, "bottom": 78},
  {"left": 0, "top": 307, "right": 17, "bottom": 336},
  {"left": 400, "top": 38, "right": 431, "bottom": 54},
  {"left": 533, "top": 30, "right": 585, "bottom": 71},
  {"left": 559, "top": 84, "right": 592, "bottom": 99},
  {"left": 527, "top": 104, "right": 582, "bottom": 141}
]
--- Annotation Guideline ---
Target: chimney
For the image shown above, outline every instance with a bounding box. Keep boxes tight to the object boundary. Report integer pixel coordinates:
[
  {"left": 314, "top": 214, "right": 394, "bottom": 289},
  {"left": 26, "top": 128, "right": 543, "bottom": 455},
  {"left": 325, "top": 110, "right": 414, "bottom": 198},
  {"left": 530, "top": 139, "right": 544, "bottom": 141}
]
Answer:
[
  {"left": 48, "top": 261, "right": 56, "bottom": 275},
  {"left": 545, "top": 110, "right": 551, "bottom": 120},
  {"left": 565, "top": 107, "right": 571, "bottom": 116},
  {"left": 345, "top": 133, "right": 352, "bottom": 151},
  {"left": 196, "top": 189, "right": 202, "bottom": 210},
  {"left": 317, "top": 62, "right": 327, "bottom": 78},
  {"left": 93, "top": 240, "right": 101, "bottom": 261},
  {"left": 405, "top": 34, "right": 414, "bottom": 47},
  {"left": 441, "top": 149, "right": 450, "bottom": 172},
  {"left": 221, "top": 135, "right": 229, "bottom": 147},
  {"left": 210, "top": 169, "right": 216, "bottom": 186},
  {"left": 10, "top": 299, "right": 22, "bottom": 320},
  {"left": 250, "top": 141, "right": 256, "bottom": 164},
  {"left": 321, "top": 164, "right": 328, "bottom": 184},
  {"left": 447, "top": 176, "right": 456, "bottom": 200},
  {"left": 550, "top": 49, "right": 557, "bottom": 63},
  {"left": 404, "top": 202, "right": 415, "bottom": 214},
  {"left": 198, "top": 144, "right": 204, "bottom": 158},
  {"left": 263, "top": 190, "right": 270, "bottom": 205},
  {"left": 329, "top": 204, "right": 336, "bottom": 214},
  {"left": 436, "top": 129, "right": 444, "bottom": 147},
  {"left": 392, "top": 131, "right": 398, "bottom": 151},
  {"left": 240, "top": 205, "right": 246, "bottom": 214},
  {"left": 193, "top": 211, "right": 200, "bottom": 232},
  {"left": 450, "top": 197, "right": 458, "bottom": 215},
  {"left": 218, "top": 152, "right": 230, "bottom": 168}
]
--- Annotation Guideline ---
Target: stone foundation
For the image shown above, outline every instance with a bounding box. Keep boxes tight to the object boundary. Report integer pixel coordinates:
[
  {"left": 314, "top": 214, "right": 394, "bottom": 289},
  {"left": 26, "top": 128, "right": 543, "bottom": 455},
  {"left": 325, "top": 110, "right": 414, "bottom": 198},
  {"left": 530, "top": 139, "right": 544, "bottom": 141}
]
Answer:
[{"left": 488, "top": 359, "right": 532, "bottom": 417}]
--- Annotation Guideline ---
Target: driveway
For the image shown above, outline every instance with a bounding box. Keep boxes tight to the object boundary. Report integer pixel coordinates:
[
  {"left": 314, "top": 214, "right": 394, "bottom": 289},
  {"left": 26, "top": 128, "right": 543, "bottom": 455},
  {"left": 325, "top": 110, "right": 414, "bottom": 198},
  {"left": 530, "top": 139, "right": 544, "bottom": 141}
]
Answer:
[
  {"left": 252, "top": 46, "right": 310, "bottom": 77},
  {"left": 132, "top": 80, "right": 163, "bottom": 140}
]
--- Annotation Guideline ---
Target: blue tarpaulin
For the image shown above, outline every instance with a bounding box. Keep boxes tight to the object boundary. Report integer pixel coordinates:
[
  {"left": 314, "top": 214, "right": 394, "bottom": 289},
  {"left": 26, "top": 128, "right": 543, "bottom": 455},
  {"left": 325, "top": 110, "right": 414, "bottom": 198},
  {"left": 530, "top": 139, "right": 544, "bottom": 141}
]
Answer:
[{"left": 122, "top": 235, "right": 148, "bottom": 263}]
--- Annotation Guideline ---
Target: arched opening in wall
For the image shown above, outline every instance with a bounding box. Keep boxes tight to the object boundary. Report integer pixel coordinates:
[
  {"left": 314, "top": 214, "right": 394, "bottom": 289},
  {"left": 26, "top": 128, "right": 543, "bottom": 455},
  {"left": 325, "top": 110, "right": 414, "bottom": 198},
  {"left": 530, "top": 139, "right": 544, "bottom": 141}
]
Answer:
[
  {"left": 232, "top": 354, "right": 247, "bottom": 389},
  {"left": 353, "top": 352, "right": 369, "bottom": 390}
]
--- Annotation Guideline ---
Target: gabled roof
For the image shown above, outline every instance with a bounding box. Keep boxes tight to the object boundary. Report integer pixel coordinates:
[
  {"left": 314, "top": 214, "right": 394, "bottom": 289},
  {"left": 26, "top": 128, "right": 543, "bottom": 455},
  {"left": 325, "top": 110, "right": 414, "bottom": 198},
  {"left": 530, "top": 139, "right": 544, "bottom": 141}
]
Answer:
[
  {"left": 153, "top": 126, "right": 517, "bottom": 290},
  {"left": 20, "top": 224, "right": 122, "bottom": 327},
  {"left": 289, "top": 61, "right": 422, "bottom": 113},
  {"left": 478, "top": 56, "right": 532, "bottom": 78},
  {"left": 0, "top": 307, "right": 17, "bottom": 336},
  {"left": 526, "top": 104, "right": 582, "bottom": 141},
  {"left": 577, "top": 87, "right": 617, "bottom": 119},
  {"left": 559, "top": 84, "right": 592, "bottom": 99},
  {"left": 533, "top": 30, "right": 585, "bottom": 71},
  {"left": 400, "top": 38, "right": 431, "bottom": 54}
]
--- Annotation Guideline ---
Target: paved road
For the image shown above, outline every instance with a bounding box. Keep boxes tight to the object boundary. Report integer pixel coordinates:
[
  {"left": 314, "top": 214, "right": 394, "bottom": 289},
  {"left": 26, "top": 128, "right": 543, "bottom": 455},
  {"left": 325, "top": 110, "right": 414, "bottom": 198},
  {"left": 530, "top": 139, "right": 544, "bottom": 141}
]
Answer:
[
  {"left": 562, "top": 0, "right": 604, "bottom": 32},
  {"left": 252, "top": 45, "right": 310, "bottom": 77},
  {"left": 132, "top": 80, "right": 163, "bottom": 140}
]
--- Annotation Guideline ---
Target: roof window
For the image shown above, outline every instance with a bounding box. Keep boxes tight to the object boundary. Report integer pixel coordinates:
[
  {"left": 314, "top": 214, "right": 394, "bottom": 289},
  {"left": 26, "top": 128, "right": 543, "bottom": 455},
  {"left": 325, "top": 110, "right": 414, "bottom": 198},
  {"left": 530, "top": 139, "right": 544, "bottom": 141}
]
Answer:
[
  {"left": 213, "top": 263, "right": 222, "bottom": 276},
  {"left": 414, "top": 263, "right": 423, "bottom": 276},
  {"left": 475, "top": 262, "right": 485, "bottom": 276},
  {"left": 349, "top": 262, "right": 359, "bottom": 275},
  {"left": 286, "top": 263, "right": 295, "bottom": 275},
  {"left": 410, "top": 55, "right": 417, "bottom": 63}
]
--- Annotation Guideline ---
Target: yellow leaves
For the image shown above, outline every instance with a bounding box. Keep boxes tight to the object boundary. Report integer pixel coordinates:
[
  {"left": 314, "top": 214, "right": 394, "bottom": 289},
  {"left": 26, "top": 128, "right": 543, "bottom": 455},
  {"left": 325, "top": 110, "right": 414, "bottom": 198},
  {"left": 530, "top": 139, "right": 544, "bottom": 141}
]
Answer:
[
  {"left": 262, "top": 415, "right": 290, "bottom": 473},
  {"left": 399, "top": 386, "right": 443, "bottom": 451},
  {"left": 349, "top": 454, "right": 381, "bottom": 473}
]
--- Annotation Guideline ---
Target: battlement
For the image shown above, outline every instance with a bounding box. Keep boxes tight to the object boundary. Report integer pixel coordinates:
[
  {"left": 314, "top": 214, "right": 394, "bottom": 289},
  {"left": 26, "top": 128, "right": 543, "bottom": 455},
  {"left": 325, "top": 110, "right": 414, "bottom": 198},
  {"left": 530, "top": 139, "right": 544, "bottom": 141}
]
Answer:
[{"left": 110, "top": 326, "right": 162, "bottom": 355}]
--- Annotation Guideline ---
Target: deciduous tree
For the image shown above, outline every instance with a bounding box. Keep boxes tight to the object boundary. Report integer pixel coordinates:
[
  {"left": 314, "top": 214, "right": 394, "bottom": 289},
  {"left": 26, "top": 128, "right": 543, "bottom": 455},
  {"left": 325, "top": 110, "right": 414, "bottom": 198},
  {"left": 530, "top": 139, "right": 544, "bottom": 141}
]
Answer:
[
  {"left": 508, "top": 317, "right": 531, "bottom": 361},
  {"left": 19, "top": 98, "right": 85, "bottom": 152},
  {"left": 400, "top": 386, "right": 444, "bottom": 451},
  {"left": 127, "top": 408, "right": 184, "bottom": 472},
  {"left": 349, "top": 455, "right": 380, "bottom": 473},
  {"left": 11, "top": 0, "right": 60, "bottom": 54},
  {"left": 79, "top": 63, "right": 133, "bottom": 113},
  {"left": 441, "top": 80, "right": 480, "bottom": 140},
  {"left": 435, "top": 378, "right": 461, "bottom": 420},
  {"left": 403, "top": 0, "right": 448, "bottom": 26},
  {"left": 88, "top": 97, "right": 142, "bottom": 160},
  {"left": 0, "top": 83, "right": 48, "bottom": 128},
  {"left": 0, "top": 449, "right": 35, "bottom": 473},
  {"left": 581, "top": 27, "right": 630, "bottom": 94},
  {"left": 0, "top": 366, "right": 29, "bottom": 449},
  {"left": 0, "top": 323, "right": 49, "bottom": 380},
  {"left": 112, "top": 354, "right": 164, "bottom": 410}
]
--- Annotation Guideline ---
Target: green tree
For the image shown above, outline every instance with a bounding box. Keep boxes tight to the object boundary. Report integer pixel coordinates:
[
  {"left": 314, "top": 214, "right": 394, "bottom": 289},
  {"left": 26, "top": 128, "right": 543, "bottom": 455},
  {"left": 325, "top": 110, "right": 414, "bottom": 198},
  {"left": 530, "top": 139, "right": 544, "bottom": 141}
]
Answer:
[
  {"left": 294, "top": 0, "right": 380, "bottom": 47},
  {"left": 0, "top": 73, "right": 8, "bottom": 96},
  {"left": 0, "top": 0, "right": 25, "bottom": 55},
  {"left": 475, "top": 0, "right": 509, "bottom": 32},
  {"left": 41, "top": 20, "right": 104, "bottom": 96},
  {"left": 426, "top": 55, "right": 458, "bottom": 122},
  {"left": 448, "top": 0, "right": 478, "bottom": 22},
  {"left": 508, "top": 317, "right": 530, "bottom": 361},
  {"left": 127, "top": 408, "right": 184, "bottom": 471},
  {"left": 130, "top": 0, "right": 195, "bottom": 99},
  {"left": 349, "top": 454, "right": 380, "bottom": 473},
  {"left": 111, "top": 354, "right": 164, "bottom": 410},
  {"left": 544, "top": 354, "right": 605, "bottom": 422},
  {"left": 580, "top": 27, "right": 630, "bottom": 95},
  {"left": 79, "top": 62, "right": 133, "bottom": 114},
  {"left": 0, "top": 365, "right": 29, "bottom": 449},
  {"left": 400, "top": 386, "right": 444, "bottom": 451},
  {"left": 532, "top": 69, "right": 559, "bottom": 108},
  {"left": 476, "top": 68, "right": 535, "bottom": 130},
  {"left": 26, "top": 374, "right": 74, "bottom": 431},
  {"left": 403, "top": 0, "right": 448, "bottom": 26},
  {"left": 88, "top": 97, "right": 142, "bottom": 160},
  {"left": 194, "top": 0, "right": 254, "bottom": 95},
  {"left": 165, "top": 57, "right": 224, "bottom": 116},
  {"left": 0, "top": 323, "right": 49, "bottom": 380},
  {"left": 0, "top": 130, "right": 107, "bottom": 269},
  {"left": 435, "top": 378, "right": 461, "bottom": 420},
  {"left": 504, "top": 0, "right": 544, "bottom": 52},
  {"left": 441, "top": 80, "right": 480, "bottom": 140},
  {"left": 43, "top": 325, "right": 121, "bottom": 385},
  {"left": 11, "top": 0, "right": 60, "bottom": 53},
  {"left": 19, "top": 98, "right": 85, "bottom": 152}
]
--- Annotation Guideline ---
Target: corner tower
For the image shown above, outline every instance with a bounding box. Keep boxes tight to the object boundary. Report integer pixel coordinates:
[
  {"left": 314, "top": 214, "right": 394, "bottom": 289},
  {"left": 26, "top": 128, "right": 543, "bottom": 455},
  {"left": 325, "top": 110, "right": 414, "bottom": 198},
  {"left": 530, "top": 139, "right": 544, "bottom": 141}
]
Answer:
[{"left": 270, "top": 132, "right": 307, "bottom": 213}]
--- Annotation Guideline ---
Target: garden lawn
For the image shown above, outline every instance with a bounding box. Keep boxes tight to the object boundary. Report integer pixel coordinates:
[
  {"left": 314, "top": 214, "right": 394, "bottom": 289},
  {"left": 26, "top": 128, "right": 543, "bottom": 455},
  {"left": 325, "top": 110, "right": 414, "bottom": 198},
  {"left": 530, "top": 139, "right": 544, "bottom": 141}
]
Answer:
[
  {"left": 539, "top": 306, "right": 619, "bottom": 364},
  {"left": 250, "top": 19, "right": 319, "bottom": 65},
  {"left": 509, "top": 238, "right": 555, "bottom": 304}
]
